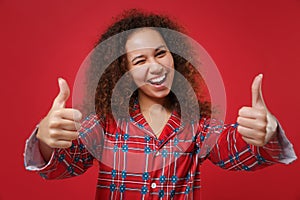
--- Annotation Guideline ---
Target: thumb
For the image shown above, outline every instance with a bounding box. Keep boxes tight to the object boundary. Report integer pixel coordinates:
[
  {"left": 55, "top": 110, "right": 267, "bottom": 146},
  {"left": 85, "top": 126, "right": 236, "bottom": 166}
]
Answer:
[
  {"left": 52, "top": 78, "right": 70, "bottom": 109},
  {"left": 251, "top": 74, "right": 266, "bottom": 109}
]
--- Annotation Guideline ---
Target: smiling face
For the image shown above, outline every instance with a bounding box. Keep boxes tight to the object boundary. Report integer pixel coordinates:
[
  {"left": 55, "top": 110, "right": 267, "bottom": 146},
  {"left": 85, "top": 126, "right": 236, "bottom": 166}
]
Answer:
[{"left": 126, "top": 28, "right": 175, "bottom": 103}]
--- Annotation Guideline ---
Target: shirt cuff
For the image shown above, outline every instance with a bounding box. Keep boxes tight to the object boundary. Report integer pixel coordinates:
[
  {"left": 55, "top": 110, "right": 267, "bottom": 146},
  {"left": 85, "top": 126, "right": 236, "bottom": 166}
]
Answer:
[
  {"left": 263, "top": 120, "right": 297, "bottom": 164},
  {"left": 23, "top": 126, "right": 55, "bottom": 171}
]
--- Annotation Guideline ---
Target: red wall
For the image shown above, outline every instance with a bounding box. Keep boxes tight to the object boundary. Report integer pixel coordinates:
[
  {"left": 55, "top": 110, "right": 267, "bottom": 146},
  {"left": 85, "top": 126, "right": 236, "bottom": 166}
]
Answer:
[{"left": 1, "top": 0, "right": 299, "bottom": 199}]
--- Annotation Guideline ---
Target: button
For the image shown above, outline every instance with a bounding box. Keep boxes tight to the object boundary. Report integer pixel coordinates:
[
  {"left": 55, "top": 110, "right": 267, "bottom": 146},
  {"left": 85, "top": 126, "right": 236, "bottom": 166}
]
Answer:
[{"left": 151, "top": 182, "right": 157, "bottom": 189}]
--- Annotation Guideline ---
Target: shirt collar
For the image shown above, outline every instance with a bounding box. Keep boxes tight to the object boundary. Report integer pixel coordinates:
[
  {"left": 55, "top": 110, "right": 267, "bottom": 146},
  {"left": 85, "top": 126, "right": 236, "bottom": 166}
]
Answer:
[{"left": 129, "top": 97, "right": 183, "bottom": 148}]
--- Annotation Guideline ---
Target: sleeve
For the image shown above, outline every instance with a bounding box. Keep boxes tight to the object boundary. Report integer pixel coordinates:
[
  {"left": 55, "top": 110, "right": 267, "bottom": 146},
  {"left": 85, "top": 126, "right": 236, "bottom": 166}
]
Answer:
[
  {"left": 261, "top": 120, "right": 297, "bottom": 164},
  {"left": 206, "top": 120, "right": 297, "bottom": 171},
  {"left": 23, "top": 116, "right": 100, "bottom": 180},
  {"left": 24, "top": 126, "right": 52, "bottom": 171}
]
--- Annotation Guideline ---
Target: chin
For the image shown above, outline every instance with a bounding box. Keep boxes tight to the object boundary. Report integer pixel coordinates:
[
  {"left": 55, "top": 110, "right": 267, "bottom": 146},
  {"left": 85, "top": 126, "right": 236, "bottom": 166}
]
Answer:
[
  {"left": 149, "top": 90, "right": 171, "bottom": 100},
  {"left": 138, "top": 87, "right": 171, "bottom": 100}
]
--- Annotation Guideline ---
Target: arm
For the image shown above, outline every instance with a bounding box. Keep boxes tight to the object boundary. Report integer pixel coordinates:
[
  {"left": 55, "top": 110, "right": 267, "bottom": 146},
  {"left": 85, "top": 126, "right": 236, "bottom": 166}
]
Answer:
[
  {"left": 261, "top": 120, "right": 297, "bottom": 164},
  {"left": 207, "top": 74, "right": 297, "bottom": 170},
  {"left": 24, "top": 78, "right": 94, "bottom": 179},
  {"left": 207, "top": 121, "right": 296, "bottom": 171},
  {"left": 24, "top": 127, "right": 94, "bottom": 179}
]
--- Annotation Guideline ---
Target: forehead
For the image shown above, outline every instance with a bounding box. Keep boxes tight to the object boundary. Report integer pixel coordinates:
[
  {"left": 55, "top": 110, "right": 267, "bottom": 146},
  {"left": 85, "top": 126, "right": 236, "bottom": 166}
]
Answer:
[{"left": 125, "top": 28, "right": 167, "bottom": 53}]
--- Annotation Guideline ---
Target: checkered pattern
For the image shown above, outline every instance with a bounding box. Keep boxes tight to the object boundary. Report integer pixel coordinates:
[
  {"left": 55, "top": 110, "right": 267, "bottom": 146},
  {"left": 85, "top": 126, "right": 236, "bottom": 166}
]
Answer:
[{"left": 36, "top": 101, "right": 282, "bottom": 199}]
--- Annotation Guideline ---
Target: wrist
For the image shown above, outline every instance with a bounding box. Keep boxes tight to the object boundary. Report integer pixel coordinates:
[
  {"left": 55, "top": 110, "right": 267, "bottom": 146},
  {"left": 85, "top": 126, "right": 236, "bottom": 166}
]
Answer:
[{"left": 265, "top": 112, "right": 278, "bottom": 143}]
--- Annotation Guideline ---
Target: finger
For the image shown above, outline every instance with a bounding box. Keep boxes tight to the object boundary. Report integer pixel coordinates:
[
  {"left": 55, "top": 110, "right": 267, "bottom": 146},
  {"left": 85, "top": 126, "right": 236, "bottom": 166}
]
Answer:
[
  {"left": 251, "top": 74, "right": 266, "bottom": 109},
  {"left": 237, "top": 125, "right": 262, "bottom": 139},
  {"left": 238, "top": 107, "right": 267, "bottom": 120},
  {"left": 49, "top": 140, "right": 73, "bottom": 149},
  {"left": 58, "top": 130, "right": 79, "bottom": 141},
  {"left": 61, "top": 109, "right": 82, "bottom": 121},
  {"left": 49, "top": 119, "right": 81, "bottom": 131},
  {"left": 52, "top": 108, "right": 82, "bottom": 121},
  {"left": 52, "top": 78, "right": 70, "bottom": 109},
  {"left": 237, "top": 117, "right": 267, "bottom": 131},
  {"left": 241, "top": 136, "right": 265, "bottom": 147},
  {"left": 50, "top": 129, "right": 79, "bottom": 141}
]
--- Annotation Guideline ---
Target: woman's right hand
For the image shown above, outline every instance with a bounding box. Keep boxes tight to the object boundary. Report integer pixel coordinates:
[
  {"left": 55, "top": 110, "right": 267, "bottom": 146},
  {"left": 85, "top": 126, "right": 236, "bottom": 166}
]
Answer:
[{"left": 36, "top": 78, "right": 82, "bottom": 161}]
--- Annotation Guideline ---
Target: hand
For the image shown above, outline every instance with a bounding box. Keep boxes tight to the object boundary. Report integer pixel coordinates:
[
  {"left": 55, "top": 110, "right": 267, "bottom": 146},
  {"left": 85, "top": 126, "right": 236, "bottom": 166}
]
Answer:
[
  {"left": 37, "top": 78, "right": 82, "bottom": 152},
  {"left": 237, "top": 74, "right": 278, "bottom": 147}
]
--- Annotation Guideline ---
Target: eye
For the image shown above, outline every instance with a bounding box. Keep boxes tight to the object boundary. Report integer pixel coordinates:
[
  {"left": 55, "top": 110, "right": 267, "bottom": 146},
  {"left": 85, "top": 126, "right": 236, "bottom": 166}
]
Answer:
[
  {"left": 155, "top": 50, "right": 167, "bottom": 57},
  {"left": 133, "top": 59, "right": 146, "bottom": 65}
]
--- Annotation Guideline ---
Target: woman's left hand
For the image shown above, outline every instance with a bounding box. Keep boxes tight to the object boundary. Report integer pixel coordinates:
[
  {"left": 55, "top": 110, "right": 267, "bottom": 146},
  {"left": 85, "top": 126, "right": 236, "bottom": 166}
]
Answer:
[{"left": 237, "top": 74, "right": 278, "bottom": 147}]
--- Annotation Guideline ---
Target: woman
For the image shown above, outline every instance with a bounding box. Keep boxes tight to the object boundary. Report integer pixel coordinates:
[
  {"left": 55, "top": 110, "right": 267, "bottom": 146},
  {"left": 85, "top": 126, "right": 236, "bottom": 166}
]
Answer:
[{"left": 24, "top": 9, "right": 296, "bottom": 199}]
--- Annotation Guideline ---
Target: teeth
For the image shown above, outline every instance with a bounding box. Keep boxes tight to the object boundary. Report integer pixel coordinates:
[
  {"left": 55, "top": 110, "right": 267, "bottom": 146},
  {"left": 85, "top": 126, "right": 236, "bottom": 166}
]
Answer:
[{"left": 149, "top": 74, "right": 166, "bottom": 84}]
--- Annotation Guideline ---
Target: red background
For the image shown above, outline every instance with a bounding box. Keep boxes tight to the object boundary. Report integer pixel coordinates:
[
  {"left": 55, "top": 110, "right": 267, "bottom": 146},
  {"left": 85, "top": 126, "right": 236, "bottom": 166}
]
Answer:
[{"left": 0, "top": 0, "right": 299, "bottom": 199}]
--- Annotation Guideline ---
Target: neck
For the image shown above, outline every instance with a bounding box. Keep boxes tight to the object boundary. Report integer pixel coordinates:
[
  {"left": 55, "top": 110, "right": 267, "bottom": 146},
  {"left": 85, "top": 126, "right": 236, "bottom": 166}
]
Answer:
[
  {"left": 138, "top": 92, "right": 168, "bottom": 113},
  {"left": 137, "top": 92, "right": 172, "bottom": 136}
]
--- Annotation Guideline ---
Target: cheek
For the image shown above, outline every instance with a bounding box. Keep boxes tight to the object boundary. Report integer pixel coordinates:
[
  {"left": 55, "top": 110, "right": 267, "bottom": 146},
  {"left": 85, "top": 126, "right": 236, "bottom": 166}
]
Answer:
[
  {"left": 161, "top": 54, "right": 174, "bottom": 68},
  {"left": 129, "top": 69, "right": 147, "bottom": 85},
  {"left": 169, "top": 69, "right": 175, "bottom": 84}
]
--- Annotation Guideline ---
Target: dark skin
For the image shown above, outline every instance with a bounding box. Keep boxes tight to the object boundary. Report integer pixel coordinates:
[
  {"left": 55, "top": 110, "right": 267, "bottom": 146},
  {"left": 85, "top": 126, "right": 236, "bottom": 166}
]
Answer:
[{"left": 37, "top": 28, "right": 278, "bottom": 163}]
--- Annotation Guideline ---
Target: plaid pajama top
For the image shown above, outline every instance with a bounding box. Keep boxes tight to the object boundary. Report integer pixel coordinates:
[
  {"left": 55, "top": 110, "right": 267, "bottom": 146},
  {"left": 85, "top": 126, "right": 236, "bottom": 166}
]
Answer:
[{"left": 24, "top": 100, "right": 290, "bottom": 200}]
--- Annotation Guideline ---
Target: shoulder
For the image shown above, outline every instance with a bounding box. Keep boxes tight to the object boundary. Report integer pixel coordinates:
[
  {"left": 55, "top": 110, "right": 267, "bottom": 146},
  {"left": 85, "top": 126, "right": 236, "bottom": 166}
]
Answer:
[{"left": 194, "top": 116, "right": 225, "bottom": 133}]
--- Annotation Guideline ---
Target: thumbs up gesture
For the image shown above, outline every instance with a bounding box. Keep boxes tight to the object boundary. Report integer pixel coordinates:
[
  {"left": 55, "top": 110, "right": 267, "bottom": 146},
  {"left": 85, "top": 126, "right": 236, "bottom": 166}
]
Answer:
[
  {"left": 237, "top": 74, "right": 278, "bottom": 147},
  {"left": 36, "top": 78, "right": 82, "bottom": 158}
]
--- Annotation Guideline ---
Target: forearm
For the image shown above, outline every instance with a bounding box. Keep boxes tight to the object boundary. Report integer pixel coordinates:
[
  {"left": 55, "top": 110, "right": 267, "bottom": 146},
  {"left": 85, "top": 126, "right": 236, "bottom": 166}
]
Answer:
[
  {"left": 208, "top": 121, "right": 296, "bottom": 171},
  {"left": 24, "top": 127, "right": 94, "bottom": 179}
]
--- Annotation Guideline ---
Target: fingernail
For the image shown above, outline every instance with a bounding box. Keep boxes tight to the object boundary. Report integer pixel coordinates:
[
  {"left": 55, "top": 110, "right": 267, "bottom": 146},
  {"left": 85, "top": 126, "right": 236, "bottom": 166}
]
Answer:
[
  {"left": 58, "top": 78, "right": 63, "bottom": 87},
  {"left": 75, "top": 123, "right": 82, "bottom": 130},
  {"left": 74, "top": 110, "right": 82, "bottom": 120}
]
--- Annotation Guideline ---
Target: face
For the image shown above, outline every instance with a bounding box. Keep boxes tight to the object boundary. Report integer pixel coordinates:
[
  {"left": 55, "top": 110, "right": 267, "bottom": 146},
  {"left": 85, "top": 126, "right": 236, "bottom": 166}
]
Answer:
[{"left": 125, "top": 28, "right": 175, "bottom": 101}]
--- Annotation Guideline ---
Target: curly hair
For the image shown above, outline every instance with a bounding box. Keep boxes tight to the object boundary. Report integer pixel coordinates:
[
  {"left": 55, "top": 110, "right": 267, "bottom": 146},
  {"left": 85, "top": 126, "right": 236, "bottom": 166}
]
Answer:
[{"left": 83, "top": 9, "right": 211, "bottom": 122}]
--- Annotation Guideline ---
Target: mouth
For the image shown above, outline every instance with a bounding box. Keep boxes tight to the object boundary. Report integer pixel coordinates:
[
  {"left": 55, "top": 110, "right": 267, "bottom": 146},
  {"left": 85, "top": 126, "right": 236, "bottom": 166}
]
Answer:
[{"left": 147, "top": 74, "right": 167, "bottom": 85}]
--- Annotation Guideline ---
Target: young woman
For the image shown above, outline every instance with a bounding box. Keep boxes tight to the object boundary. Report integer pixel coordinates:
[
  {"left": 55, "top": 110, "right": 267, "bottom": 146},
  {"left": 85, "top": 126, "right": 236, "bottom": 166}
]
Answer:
[{"left": 24, "top": 9, "right": 296, "bottom": 199}]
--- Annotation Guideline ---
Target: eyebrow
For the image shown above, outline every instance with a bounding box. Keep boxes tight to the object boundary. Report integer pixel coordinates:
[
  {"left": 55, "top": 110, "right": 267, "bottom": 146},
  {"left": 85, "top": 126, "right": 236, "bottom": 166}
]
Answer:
[
  {"left": 155, "top": 45, "right": 167, "bottom": 51},
  {"left": 131, "top": 45, "right": 167, "bottom": 63},
  {"left": 131, "top": 55, "right": 144, "bottom": 63}
]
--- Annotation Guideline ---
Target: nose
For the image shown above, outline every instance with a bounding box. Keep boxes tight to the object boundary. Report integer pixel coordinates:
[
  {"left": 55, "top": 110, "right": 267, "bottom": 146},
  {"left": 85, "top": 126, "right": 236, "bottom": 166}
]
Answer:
[{"left": 148, "top": 60, "right": 164, "bottom": 75}]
